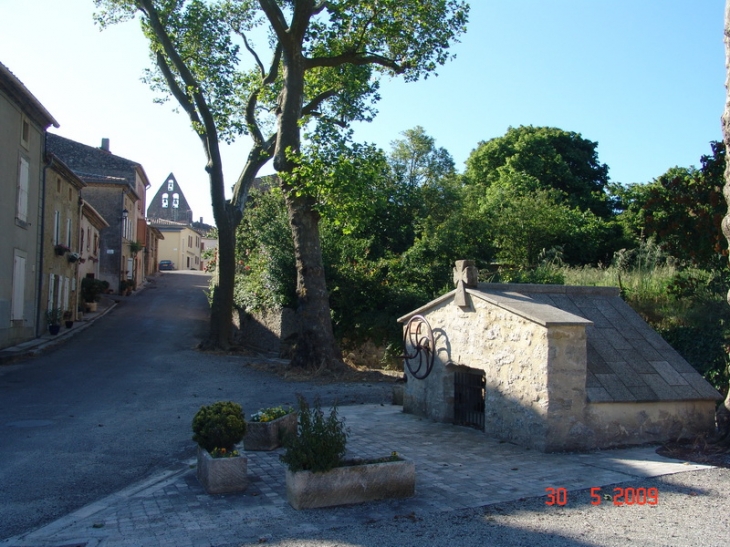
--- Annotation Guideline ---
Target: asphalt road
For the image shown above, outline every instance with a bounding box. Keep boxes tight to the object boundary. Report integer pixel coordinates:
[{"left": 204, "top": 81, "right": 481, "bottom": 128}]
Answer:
[{"left": 0, "top": 272, "right": 392, "bottom": 540}]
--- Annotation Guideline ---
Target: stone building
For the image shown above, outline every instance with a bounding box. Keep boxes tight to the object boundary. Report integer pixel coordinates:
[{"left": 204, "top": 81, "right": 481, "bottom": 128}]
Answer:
[
  {"left": 46, "top": 134, "right": 151, "bottom": 293},
  {"left": 0, "top": 62, "right": 59, "bottom": 348},
  {"left": 147, "top": 173, "right": 193, "bottom": 224},
  {"left": 399, "top": 261, "right": 721, "bottom": 452}
]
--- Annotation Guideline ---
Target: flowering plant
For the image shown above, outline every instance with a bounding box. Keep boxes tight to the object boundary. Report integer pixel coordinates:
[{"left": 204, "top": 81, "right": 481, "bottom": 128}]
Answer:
[
  {"left": 209, "top": 447, "right": 240, "bottom": 458},
  {"left": 54, "top": 243, "right": 71, "bottom": 255},
  {"left": 250, "top": 405, "right": 294, "bottom": 423}
]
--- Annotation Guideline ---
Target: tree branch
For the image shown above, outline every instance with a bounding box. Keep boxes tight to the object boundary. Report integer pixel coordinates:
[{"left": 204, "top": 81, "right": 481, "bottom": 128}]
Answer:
[
  {"left": 240, "top": 30, "right": 266, "bottom": 77},
  {"left": 305, "top": 51, "right": 408, "bottom": 73},
  {"left": 154, "top": 52, "right": 203, "bottom": 133},
  {"left": 301, "top": 89, "right": 337, "bottom": 117},
  {"left": 263, "top": 43, "right": 283, "bottom": 85},
  {"left": 257, "top": 0, "right": 290, "bottom": 45}
]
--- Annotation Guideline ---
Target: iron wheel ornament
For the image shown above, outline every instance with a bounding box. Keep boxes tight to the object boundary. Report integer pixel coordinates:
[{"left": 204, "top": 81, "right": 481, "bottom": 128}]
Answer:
[{"left": 402, "top": 315, "right": 435, "bottom": 379}]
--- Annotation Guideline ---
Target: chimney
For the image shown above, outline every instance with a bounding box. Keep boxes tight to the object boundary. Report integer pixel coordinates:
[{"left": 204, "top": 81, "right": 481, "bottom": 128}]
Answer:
[{"left": 100, "top": 138, "right": 110, "bottom": 152}]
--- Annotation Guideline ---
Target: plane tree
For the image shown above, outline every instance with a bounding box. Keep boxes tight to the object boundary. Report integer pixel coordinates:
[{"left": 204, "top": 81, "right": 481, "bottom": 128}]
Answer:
[{"left": 94, "top": 0, "right": 469, "bottom": 369}]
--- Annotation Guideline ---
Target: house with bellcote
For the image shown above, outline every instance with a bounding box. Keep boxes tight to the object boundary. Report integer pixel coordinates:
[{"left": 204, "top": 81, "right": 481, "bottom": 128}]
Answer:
[{"left": 147, "top": 173, "right": 193, "bottom": 224}]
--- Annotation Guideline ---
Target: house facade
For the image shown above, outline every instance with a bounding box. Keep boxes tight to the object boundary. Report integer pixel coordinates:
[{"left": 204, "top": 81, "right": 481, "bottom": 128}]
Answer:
[
  {"left": 0, "top": 62, "right": 59, "bottom": 349},
  {"left": 150, "top": 219, "right": 203, "bottom": 270},
  {"left": 77, "top": 200, "right": 109, "bottom": 286},
  {"left": 41, "top": 155, "right": 86, "bottom": 325},
  {"left": 46, "top": 135, "right": 151, "bottom": 293}
]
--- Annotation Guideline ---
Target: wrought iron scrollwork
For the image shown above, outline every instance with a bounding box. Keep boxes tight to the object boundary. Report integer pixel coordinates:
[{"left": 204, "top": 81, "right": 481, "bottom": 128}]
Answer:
[{"left": 402, "top": 315, "right": 435, "bottom": 379}]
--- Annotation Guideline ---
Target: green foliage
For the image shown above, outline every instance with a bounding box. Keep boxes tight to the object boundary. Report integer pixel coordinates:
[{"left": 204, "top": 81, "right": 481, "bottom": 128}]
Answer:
[
  {"left": 192, "top": 401, "right": 247, "bottom": 453},
  {"left": 234, "top": 186, "right": 296, "bottom": 312},
  {"left": 280, "top": 397, "right": 348, "bottom": 473},
  {"left": 619, "top": 141, "right": 727, "bottom": 269},
  {"left": 250, "top": 405, "right": 294, "bottom": 423},
  {"left": 45, "top": 307, "right": 63, "bottom": 326},
  {"left": 81, "top": 278, "right": 108, "bottom": 303},
  {"left": 465, "top": 125, "right": 612, "bottom": 218}
]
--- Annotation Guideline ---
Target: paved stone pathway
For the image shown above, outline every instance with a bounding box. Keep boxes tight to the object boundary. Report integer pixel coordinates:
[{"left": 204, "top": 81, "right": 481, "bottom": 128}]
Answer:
[{"left": 3, "top": 405, "right": 712, "bottom": 547}]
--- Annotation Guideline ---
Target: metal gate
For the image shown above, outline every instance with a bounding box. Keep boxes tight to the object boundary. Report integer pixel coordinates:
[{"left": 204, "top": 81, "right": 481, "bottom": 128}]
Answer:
[{"left": 454, "top": 369, "right": 485, "bottom": 431}]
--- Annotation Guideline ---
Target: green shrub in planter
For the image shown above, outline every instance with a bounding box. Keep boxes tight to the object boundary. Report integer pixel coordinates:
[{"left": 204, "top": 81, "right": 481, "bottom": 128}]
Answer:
[
  {"left": 280, "top": 396, "right": 348, "bottom": 473},
  {"left": 192, "top": 401, "right": 247, "bottom": 453}
]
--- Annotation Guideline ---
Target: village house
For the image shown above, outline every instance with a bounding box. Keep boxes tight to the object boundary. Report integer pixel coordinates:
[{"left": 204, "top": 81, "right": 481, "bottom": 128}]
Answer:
[
  {"left": 46, "top": 134, "right": 151, "bottom": 293},
  {"left": 0, "top": 62, "right": 59, "bottom": 348}
]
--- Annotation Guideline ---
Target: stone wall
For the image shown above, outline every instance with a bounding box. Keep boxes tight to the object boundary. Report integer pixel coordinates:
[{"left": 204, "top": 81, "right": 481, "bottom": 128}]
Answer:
[
  {"left": 403, "top": 291, "right": 591, "bottom": 451},
  {"left": 234, "top": 307, "right": 298, "bottom": 356},
  {"left": 583, "top": 401, "right": 716, "bottom": 448}
]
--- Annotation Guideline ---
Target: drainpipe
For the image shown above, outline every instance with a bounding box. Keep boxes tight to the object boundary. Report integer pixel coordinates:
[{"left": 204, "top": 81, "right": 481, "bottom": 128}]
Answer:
[{"left": 36, "top": 139, "right": 52, "bottom": 337}]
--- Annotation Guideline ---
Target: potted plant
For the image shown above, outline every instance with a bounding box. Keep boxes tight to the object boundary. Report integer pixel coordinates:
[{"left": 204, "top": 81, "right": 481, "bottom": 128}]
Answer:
[
  {"left": 63, "top": 311, "right": 73, "bottom": 329},
  {"left": 244, "top": 405, "right": 297, "bottom": 451},
  {"left": 53, "top": 243, "right": 70, "bottom": 256},
  {"left": 281, "top": 397, "right": 415, "bottom": 510},
  {"left": 81, "top": 278, "right": 106, "bottom": 312},
  {"left": 192, "top": 401, "right": 248, "bottom": 494},
  {"left": 45, "top": 308, "right": 63, "bottom": 335}
]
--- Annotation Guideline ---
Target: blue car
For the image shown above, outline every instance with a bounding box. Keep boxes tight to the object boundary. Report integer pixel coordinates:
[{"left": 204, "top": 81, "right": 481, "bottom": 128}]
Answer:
[{"left": 159, "top": 260, "right": 174, "bottom": 271}]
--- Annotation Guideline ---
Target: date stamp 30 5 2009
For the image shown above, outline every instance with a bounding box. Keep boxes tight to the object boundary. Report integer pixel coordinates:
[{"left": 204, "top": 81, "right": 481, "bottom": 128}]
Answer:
[{"left": 545, "top": 486, "right": 659, "bottom": 507}]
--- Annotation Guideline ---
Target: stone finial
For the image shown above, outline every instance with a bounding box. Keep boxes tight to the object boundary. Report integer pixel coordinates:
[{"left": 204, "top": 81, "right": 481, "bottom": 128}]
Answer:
[
  {"left": 453, "top": 260, "right": 478, "bottom": 307},
  {"left": 453, "top": 260, "right": 478, "bottom": 288}
]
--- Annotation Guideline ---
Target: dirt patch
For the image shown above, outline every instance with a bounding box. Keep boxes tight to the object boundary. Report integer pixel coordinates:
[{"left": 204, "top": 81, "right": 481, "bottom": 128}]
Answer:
[{"left": 656, "top": 435, "right": 730, "bottom": 468}]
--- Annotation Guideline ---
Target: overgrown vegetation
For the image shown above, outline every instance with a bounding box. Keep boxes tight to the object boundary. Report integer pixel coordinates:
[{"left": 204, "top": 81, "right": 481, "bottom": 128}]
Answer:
[{"left": 232, "top": 126, "right": 730, "bottom": 392}]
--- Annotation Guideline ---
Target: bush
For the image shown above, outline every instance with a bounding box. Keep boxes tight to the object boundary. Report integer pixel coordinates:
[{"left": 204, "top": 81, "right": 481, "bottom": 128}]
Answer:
[
  {"left": 192, "top": 401, "right": 247, "bottom": 453},
  {"left": 280, "top": 397, "right": 348, "bottom": 473}
]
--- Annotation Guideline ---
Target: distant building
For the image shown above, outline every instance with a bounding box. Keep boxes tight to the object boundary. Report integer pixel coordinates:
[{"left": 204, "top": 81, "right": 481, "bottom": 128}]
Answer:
[
  {"left": 147, "top": 173, "right": 193, "bottom": 224},
  {"left": 149, "top": 219, "right": 203, "bottom": 271}
]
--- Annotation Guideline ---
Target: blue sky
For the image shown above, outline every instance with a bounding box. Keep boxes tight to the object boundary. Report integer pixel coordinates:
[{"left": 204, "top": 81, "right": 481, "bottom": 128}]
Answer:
[{"left": 0, "top": 1, "right": 725, "bottom": 225}]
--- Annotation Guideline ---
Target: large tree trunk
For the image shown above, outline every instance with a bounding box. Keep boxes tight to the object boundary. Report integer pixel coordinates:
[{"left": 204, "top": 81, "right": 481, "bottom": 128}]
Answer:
[
  {"left": 273, "top": 37, "right": 344, "bottom": 370},
  {"left": 201, "top": 216, "right": 237, "bottom": 350},
  {"left": 281, "top": 188, "right": 343, "bottom": 369},
  {"left": 718, "top": 0, "right": 730, "bottom": 440}
]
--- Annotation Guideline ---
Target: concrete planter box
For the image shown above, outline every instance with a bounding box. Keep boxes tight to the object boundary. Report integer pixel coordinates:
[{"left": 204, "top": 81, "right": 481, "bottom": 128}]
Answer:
[
  {"left": 196, "top": 446, "right": 248, "bottom": 494},
  {"left": 244, "top": 411, "right": 298, "bottom": 451},
  {"left": 286, "top": 458, "right": 415, "bottom": 510}
]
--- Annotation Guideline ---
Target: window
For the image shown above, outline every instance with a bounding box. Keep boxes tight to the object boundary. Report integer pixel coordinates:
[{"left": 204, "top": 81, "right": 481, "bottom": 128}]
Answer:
[
  {"left": 20, "top": 117, "right": 30, "bottom": 149},
  {"left": 80, "top": 228, "right": 85, "bottom": 255},
  {"left": 66, "top": 218, "right": 72, "bottom": 247},
  {"left": 87, "top": 228, "right": 91, "bottom": 251},
  {"left": 167, "top": 179, "right": 174, "bottom": 191},
  {"left": 93, "top": 233, "right": 98, "bottom": 254},
  {"left": 56, "top": 177, "right": 61, "bottom": 193},
  {"left": 172, "top": 193, "right": 179, "bottom": 208},
  {"left": 53, "top": 210, "right": 61, "bottom": 245},
  {"left": 16, "top": 157, "right": 29, "bottom": 223},
  {"left": 162, "top": 193, "right": 168, "bottom": 208},
  {"left": 11, "top": 252, "right": 26, "bottom": 320},
  {"left": 188, "top": 235, "right": 193, "bottom": 248}
]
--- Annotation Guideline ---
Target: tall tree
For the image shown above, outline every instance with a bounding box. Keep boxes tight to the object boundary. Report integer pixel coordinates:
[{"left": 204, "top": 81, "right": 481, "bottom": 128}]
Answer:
[
  {"left": 95, "top": 1, "right": 468, "bottom": 366},
  {"left": 465, "top": 125, "right": 612, "bottom": 218},
  {"left": 635, "top": 143, "right": 726, "bottom": 269},
  {"left": 95, "top": 0, "right": 278, "bottom": 350}
]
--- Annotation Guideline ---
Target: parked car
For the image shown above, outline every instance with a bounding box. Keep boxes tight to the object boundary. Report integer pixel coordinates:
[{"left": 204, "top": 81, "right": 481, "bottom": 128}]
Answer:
[{"left": 159, "top": 260, "right": 174, "bottom": 271}]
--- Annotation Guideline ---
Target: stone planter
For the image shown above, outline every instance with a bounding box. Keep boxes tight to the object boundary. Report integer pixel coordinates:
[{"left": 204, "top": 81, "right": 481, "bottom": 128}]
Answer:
[
  {"left": 286, "top": 458, "right": 415, "bottom": 510},
  {"left": 196, "top": 446, "right": 248, "bottom": 495},
  {"left": 244, "top": 411, "right": 298, "bottom": 451}
]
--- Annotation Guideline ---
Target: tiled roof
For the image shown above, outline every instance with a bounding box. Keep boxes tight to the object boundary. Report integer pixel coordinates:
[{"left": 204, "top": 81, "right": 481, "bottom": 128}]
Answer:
[
  {"left": 475, "top": 284, "right": 721, "bottom": 404},
  {"left": 46, "top": 133, "right": 142, "bottom": 189},
  {"left": 0, "top": 61, "right": 58, "bottom": 128}
]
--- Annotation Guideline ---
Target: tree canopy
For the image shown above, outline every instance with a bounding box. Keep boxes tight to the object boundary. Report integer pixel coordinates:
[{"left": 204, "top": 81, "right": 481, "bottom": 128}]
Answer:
[{"left": 465, "top": 125, "right": 612, "bottom": 218}]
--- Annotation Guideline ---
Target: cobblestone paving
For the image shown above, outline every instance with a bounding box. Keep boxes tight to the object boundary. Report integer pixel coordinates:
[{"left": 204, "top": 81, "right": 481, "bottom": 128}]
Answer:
[{"left": 4, "top": 405, "right": 712, "bottom": 547}]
